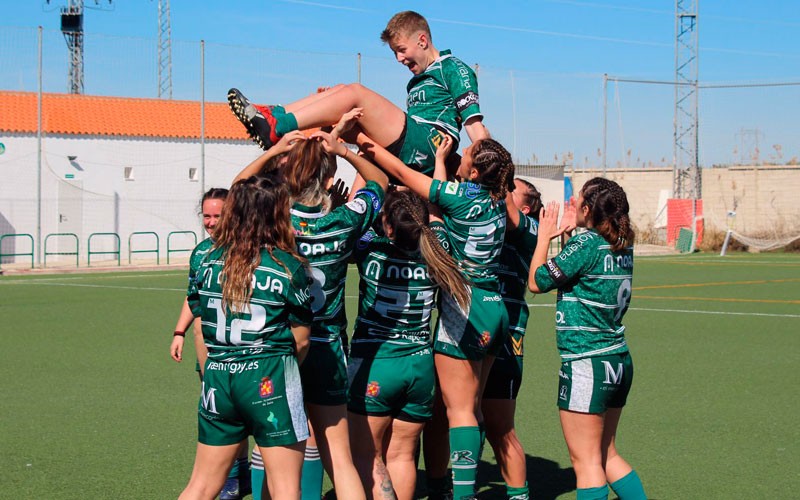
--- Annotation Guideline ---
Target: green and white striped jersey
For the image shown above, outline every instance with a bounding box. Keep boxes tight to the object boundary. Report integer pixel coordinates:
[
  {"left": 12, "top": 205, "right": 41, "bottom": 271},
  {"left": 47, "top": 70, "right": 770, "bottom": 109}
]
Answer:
[
  {"left": 351, "top": 225, "right": 447, "bottom": 358},
  {"left": 429, "top": 179, "right": 506, "bottom": 291},
  {"left": 291, "top": 181, "right": 385, "bottom": 343},
  {"left": 188, "top": 246, "right": 313, "bottom": 362},
  {"left": 498, "top": 213, "right": 539, "bottom": 334},
  {"left": 533, "top": 229, "right": 633, "bottom": 361},
  {"left": 188, "top": 237, "right": 214, "bottom": 288},
  {"left": 406, "top": 49, "right": 482, "bottom": 142}
]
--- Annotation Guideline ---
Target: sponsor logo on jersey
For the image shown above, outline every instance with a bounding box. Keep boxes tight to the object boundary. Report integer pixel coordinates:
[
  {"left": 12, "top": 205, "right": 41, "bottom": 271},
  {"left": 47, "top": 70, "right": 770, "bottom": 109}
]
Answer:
[
  {"left": 407, "top": 88, "right": 426, "bottom": 106},
  {"left": 413, "top": 150, "right": 429, "bottom": 166},
  {"left": 346, "top": 198, "right": 368, "bottom": 215},
  {"left": 259, "top": 377, "right": 274, "bottom": 398},
  {"left": 357, "top": 230, "right": 377, "bottom": 250},
  {"left": 464, "top": 182, "right": 481, "bottom": 199},
  {"left": 455, "top": 91, "right": 479, "bottom": 112},
  {"left": 444, "top": 182, "right": 459, "bottom": 195},
  {"left": 356, "top": 189, "right": 382, "bottom": 211},
  {"left": 366, "top": 381, "right": 381, "bottom": 397},
  {"left": 478, "top": 330, "right": 492, "bottom": 348},
  {"left": 546, "top": 259, "right": 568, "bottom": 286}
]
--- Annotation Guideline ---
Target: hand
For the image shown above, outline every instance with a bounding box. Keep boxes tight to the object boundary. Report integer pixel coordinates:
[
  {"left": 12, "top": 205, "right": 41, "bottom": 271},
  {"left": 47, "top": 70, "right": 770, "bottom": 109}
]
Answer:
[
  {"left": 310, "top": 130, "right": 347, "bottom": 157},
  {"left": 170, "top": 335, "right": 184, "bottom": 363},
  {"left": 561, "top": 196, "right": 578, "bottom": 235},
  {"left": 332, "top": 107, "right": 363, "bottom": 141},
  {"left": 328, "top": 178, "right": 350, "bottom": 210},
  {"left": 435, "top": 134, "right": 454, "bottom": 163},
  {"left": 538, "top": 200, "right": 572, "bottom": 241},
  {"left": 271, "top": 130, "right": 306, "bottom": 155}
]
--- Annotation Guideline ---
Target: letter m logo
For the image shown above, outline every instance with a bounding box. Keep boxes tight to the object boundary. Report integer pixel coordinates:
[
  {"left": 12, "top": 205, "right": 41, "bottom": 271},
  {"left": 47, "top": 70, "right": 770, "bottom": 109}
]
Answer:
[
  {"left": 201, "top": 382, "right": 219, "bottom": 414},
  {"left": 601, "top": 361, "right": 624, "bottom": 385}
]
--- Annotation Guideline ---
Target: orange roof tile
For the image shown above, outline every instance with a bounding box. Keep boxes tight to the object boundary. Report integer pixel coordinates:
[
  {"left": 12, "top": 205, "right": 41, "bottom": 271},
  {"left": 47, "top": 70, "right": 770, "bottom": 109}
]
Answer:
[{"left": 0, "top": 91, "right": 259, "bottom": 141}]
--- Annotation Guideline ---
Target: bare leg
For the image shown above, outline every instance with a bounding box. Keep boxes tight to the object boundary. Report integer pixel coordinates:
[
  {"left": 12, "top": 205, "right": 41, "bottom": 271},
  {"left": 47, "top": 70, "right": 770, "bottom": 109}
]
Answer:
[
  {"left": 601, "top": 407, "right": 633, "bottom": 483},
  {"left": 290, "top": 83, "right": 406, "bottom": 147},
  {"left": 482, "top": 399, "right": 526, "bottom": 488},
  {"left": 559, "top": 409, "right": 606, "bottom": 489},
  {"left": 385, "top": 419, "right": 425, "bottom": 500},
  {"left": 179, "top": 442, "right": 239, "bottom": 500},
  {"left": 307, "top": 403, "right": 367, "bottom": 500},
  {"left": 435, "top": 354, "right": 481, "bottom": 427},
  {"left": 349, "top": 412, "right": 396, "bottom": 499},
  {"left": 260, "top": 442, "right": 305, "bottom": 500},
  {"left": 283, "top": 84, "right": 347, "bottom": 114}
]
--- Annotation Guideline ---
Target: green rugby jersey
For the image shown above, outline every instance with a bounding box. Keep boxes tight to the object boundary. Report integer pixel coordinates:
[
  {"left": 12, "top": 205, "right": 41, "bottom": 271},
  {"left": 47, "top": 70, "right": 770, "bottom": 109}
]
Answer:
[
  {"left": 429, "top": 179, "right": 506, "bottom": 291},
  {"left": 188, "top": 246, "right": 313, "bottom": 362},
  {"left": 291, "top": 181, "right": 385, "bottom": 343},
  {"left": 351, "top": 225, "right": 447, "bottom": 358},
  {"left": 533, "top": 229, "right": 633, "bottom": 361},
  {"left": 188, "top": 237, "right": 214, "bottom": 289},
  {"left": 498, "top": 212, "right": 539, "bottom": 334},
  {"left": 406, "top": 49, "right": 482, "bottom": 142}
]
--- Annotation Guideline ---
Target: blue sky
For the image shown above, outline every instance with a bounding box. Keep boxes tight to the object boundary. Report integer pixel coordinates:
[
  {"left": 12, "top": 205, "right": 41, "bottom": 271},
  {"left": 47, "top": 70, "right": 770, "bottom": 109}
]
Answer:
[{"left": 3, "top": 0, "right": 799, "bottom": 166}]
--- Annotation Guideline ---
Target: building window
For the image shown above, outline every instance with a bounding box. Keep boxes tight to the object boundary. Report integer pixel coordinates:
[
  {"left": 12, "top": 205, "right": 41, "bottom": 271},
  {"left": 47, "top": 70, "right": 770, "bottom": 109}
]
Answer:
[
  {"left": 189, "top": 167, "right": 199, "bottom": 182},
  {"left": 124, "top": 166, "right": 135, "bottom": 181}
]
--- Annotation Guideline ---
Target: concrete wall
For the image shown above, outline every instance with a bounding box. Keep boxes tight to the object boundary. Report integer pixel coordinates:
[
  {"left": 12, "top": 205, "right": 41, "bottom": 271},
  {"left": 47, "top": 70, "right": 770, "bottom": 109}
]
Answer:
[{"left": 567, "top": 165, "right": 800, "bottom": 238}]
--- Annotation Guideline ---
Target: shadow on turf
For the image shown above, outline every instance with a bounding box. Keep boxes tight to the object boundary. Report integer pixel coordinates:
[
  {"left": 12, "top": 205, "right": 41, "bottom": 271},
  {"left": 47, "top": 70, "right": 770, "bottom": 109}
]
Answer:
[{"left": 409, "top": 454, "right": 576, "bottom": 499}]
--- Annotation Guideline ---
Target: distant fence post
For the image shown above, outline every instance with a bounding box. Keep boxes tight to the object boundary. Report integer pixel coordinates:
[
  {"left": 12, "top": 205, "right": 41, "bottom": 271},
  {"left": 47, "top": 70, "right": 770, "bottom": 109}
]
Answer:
[
  {"left": 128, "top": 232, "right": 160, "bottom": 264},
  {"left": 0, "top": 233, "right": 35, "bottom": 270},
  {"left": 167, "top": 231, "right": 197, "bottom": 264},
  {"left": 87, "top": 232, "right": 121, "bottom": 267}
]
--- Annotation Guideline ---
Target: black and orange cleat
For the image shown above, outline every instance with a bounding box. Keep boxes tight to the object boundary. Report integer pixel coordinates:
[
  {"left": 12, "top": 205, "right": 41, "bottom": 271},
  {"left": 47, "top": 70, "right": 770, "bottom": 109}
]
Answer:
[{"left": 227, "top": 88, "right": 280, "bottom": 151}]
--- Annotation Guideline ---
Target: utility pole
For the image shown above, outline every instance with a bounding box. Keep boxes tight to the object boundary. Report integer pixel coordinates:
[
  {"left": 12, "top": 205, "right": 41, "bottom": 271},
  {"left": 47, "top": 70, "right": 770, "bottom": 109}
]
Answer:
[
  {"left": 157, "top": 0, "right": 172, "bottom": 99},
  {"left": 672, "top": 0, "right": 700, "bottom": 199},
  {"left": 60, "top": 0, "right": 85, "bottom": 94}
]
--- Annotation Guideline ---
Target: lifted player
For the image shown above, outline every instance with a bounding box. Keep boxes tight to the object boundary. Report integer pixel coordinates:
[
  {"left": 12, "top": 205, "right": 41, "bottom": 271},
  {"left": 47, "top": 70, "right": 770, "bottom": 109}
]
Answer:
[{"left": 229, "top": 10, "right": 488, "bottom": 177}]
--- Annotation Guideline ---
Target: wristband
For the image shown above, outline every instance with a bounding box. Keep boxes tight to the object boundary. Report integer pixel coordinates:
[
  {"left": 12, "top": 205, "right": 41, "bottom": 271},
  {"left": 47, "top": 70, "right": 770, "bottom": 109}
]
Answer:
[{"left": 173, "top": 330, "right": 186, "bottom": 337}]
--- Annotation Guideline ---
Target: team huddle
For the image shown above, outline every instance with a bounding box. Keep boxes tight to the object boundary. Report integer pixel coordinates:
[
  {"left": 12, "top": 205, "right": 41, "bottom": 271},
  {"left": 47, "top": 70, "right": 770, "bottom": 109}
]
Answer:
[{"left": 168, "top": 11, "right": 647, "bottom": 500}]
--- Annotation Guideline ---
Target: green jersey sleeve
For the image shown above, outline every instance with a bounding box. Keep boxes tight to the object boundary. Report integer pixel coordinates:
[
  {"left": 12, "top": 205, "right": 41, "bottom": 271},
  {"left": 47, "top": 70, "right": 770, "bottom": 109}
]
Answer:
[
  {"left": 534, "top": 231, "right": 596, "bottom": 293},
  {"left": 442, "top": 54, "right": 482, "bottom": 123},
  {"left": 286, "top": 260, "right": 313, "bottom": 326},
  {"left": 343, "top": 181, "right": 385, "bottom": 235}
]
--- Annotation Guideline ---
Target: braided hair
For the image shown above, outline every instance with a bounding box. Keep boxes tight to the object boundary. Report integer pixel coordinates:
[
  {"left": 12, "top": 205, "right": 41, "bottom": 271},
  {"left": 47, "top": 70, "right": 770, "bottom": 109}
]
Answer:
[
  {"left": 471, "top": 139, "right": 515, "bottom": 201},
  {"left": 580, "top": 177, "right": 635, "bottom": 252},
  {"left": 384, "top": 190, "right": 471, "bottom": 310}
]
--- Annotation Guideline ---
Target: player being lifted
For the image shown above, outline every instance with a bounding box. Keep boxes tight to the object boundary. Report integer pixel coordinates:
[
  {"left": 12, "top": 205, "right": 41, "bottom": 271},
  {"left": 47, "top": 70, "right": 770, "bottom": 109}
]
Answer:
[{"left": 228, "top": 10, "right": 488, "bottom": 178}]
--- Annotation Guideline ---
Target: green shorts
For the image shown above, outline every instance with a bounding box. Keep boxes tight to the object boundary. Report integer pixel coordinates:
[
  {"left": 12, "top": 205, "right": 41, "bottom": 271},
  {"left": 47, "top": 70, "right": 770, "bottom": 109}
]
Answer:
[
  {"left": 300, "top": 339, "right": 349, "bottom": 406},
  {"left": 434, "top": 288, "right": 509, "bottom": 361},
  {"left": 557, "top": 352, "right": 633, "bottom": 414},
  {"left": 347, "top": 347, "right": 435, "bottom": 423},
  {"left": 386, "top": 114, "right": 460, "bottom": 177},
  {"left": 198, "top": 355, "right": 309, "bottom": 448},
  {"left": 482, "top": 329, "right": 524, "bottom": 400}
]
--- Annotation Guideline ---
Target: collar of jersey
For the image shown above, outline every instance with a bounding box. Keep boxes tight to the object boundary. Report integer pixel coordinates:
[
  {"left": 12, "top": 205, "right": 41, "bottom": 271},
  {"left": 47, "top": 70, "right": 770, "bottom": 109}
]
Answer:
[{"left": 291, "top": 202, "right": 326, "bottom": 218}]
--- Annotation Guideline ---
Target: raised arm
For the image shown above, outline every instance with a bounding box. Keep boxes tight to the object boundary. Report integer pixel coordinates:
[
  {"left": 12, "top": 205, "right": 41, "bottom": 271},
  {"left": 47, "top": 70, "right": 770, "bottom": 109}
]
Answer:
[
  {"left": 464, "top": 116, "right": 490, "bottom": 143},
  {"left": 528, "top": 201, "right": 570, "bottom": 293},
  {"left": 357, "top": 134, "right": 434, "bottom": 201},
  {"left": 232, "top": 130, "right": 306, "bottom": 184}
]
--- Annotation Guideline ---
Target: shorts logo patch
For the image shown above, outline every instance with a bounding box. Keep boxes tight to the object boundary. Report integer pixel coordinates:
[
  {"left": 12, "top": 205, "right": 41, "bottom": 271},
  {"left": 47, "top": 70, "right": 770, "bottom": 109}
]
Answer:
[
  {"left": 510, "top": 335, "right": 524, "bottom": 356},
  {"left": 559, "top": 384, "right": 568, "bottom": 401},
  {"left": 266, "top": 411, "right": 279, "bottom": 429},
  {"left": 259, "top": 377, "right": 274, "bottom": 398},
  {"left": 366, "top": 381, "right": 381, "bottom": 397},
  {"left": 478, "top": 331, "right": 492, "bottom": 348}
]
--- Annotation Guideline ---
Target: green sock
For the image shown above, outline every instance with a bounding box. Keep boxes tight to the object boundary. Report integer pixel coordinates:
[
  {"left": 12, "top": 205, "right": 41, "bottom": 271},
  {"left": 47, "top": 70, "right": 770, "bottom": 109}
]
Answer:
[
  {"left": 272, "top": 105, "right": 287, "bottom": 115},
  {"left": 506, "top": 482, "right": 529, "bottom": 499},
  {"left": 449, "top": 426, "right": 480, "bottom": 499},
  {"left": 610, "top": 470, "right": 646, "bottom": 500},
  {"left": 250, "top": 448, "right": 265, "bottom": 500},
  {"left": 301, "top": 446, "right": 323, "bottom": 500},
  {"left": 275, "top": 112, "right": 298, "bottom": 136},
  {"left": 576, "top": 484, "right": 609, "bottom": 500},
  {"left": 228, "top": 457, "right": 240, "bottom": 478}
]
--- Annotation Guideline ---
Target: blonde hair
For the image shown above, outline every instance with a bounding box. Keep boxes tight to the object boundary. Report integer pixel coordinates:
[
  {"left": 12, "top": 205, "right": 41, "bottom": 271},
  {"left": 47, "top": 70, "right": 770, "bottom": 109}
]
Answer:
[{"left": 381, "top": 11, "right": 431, "bottom": 44}]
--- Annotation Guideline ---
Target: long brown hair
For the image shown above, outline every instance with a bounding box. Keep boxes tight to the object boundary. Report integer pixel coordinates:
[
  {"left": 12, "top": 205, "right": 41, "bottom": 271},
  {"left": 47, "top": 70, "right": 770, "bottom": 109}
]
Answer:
[
  {"left": 384, "top": 190, "right": 471, "bottom": 310},
  {"left": 471, "top": 139, "right": 515, "bottom": 201},
  {"left": 213, "top": 172, "right": 304, "bottom": 313},
  {"left": 283, "top": 139, "right": 337, "bottom": 209},
  {"left": 580, "top": 177, "right": 635, "bottom": 252}
]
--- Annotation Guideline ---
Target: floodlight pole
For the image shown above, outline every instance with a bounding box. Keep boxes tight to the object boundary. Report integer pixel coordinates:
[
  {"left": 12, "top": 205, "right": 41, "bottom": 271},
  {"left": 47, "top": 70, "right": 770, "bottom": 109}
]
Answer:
[{"left": 37, "top": 26, "right": 43, "bottom": 267}]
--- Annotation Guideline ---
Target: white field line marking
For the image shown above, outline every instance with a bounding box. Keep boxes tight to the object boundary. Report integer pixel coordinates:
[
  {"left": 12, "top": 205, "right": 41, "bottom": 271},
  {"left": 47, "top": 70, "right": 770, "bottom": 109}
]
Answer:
[
  {"left": 3, "top": 281, "right": 183, "bottom": 292},
  {"left": 526, "top": 302, "right": 800, "bottom": 319}
]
